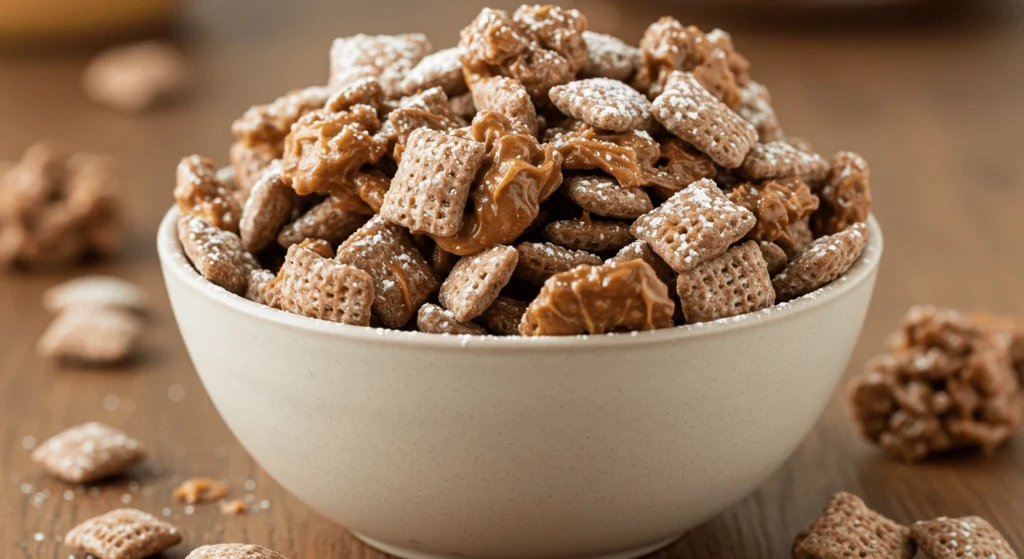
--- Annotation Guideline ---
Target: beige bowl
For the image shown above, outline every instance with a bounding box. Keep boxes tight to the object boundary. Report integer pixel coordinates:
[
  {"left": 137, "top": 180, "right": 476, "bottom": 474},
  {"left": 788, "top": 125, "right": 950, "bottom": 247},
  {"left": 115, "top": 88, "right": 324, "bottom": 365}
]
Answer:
[{"left": 158, "top": 207, "right": 882, "bottom": 559}]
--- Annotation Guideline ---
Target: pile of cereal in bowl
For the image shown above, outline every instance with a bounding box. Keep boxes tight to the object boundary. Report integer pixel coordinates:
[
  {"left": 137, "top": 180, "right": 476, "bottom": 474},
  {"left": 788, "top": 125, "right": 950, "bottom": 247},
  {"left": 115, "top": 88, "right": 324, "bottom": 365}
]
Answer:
[{"left": 173, "top": 5, "right": 873, "bottom": 336}]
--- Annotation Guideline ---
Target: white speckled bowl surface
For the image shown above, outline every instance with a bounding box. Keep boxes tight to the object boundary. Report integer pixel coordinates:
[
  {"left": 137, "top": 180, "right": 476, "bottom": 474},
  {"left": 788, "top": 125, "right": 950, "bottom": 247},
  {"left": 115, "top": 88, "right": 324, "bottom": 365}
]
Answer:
[{"left": 158, "top": 207, "right": 883, "bottom": 559}]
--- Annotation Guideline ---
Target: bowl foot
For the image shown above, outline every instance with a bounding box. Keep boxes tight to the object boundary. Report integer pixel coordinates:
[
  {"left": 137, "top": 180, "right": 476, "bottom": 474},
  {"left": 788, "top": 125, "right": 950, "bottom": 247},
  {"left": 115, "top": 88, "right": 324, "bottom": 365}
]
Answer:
[{"left": 353, "top": 532, "right": 681, "bottom": 559}]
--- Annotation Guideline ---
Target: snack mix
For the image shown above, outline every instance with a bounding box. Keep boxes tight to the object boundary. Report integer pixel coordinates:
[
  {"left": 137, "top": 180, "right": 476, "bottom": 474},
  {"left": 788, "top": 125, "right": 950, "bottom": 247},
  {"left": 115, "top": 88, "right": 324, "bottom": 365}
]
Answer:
[
  {"left": 849, "top": 306, "right": 1024, "bottom": 463},
  {"left": 175, "top": 5, "right": 874, "bottom": 336}
]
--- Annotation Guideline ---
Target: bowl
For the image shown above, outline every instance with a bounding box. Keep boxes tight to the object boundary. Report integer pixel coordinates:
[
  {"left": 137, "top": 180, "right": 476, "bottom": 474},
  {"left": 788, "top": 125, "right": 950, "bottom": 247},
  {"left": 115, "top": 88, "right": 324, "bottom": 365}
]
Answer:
[{"left": 158, "top": 207, "right": 883, "bottom": 559}]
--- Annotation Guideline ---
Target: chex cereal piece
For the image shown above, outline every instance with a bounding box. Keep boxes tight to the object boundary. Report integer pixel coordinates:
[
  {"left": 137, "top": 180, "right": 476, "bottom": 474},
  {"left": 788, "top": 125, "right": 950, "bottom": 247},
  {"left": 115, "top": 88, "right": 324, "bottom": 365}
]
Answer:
[
  {"left": 187, "top": 544, "right": 290, "bottom": 559},
  {"left": 65, "top": 508, "right": 182, "bottom": 559},
  {"left": 607, "top": 240, "right": 677, "bottom": 287},
  {"left": 229, "top": 141, "right": 277, "bottom": 194},
  {"left": 478, "top": 296, "right": 529, "bottom": 336},
  {"left": 380, "top": 128, "right": 486, "bottom": 237},
  {"left": 727, "top": 177, "right": 820, "bottom": 245},
  {"left": 784, "top": 217, "right": 814, "bottom": 258},
  {"left": 329, "top": 34, "right": 432, "bottom": 97},
  {"left": 173, "top": 477, "right": 229, "bottom": 504},
  {"left": 178, "top": 214, "right": 259, "bottom": 295},
  {"left": 646, "top": 138, "right": 718, "bottom": 199},
  {"left": 549, "top": 78, "right": 653, "bottom": 133},
  {"left": 277, "top": 195, "right": 369, "bottom": 249},
  {"left": 545, "top": 124, "right": 659, "bottom": 188},
  {"left": 37, "top": 308, "right": 143, "bottom": 365},
  {"left": 282, "top": 104, "right": 386, "bottom": 196},
  {"left": 741, "top": 141, "right": 830, "bottom": 183},
  {"left": 418, "top": 303, "right": 487, "bottom": 335},
  {"left": 633, "top": 17, "right": 707, "bottom": 98},
  {"left": 652, "top": 71, "right": 758, "bottom": 168},
  {"left": 449, "top": 92, "right": 477, "bottom": 119},
  {"left": 911, "top": 516, "right": 1017, "bottom": 559},
  {"left": 351, "top": 169, "right": 391, "bottom": 213},
  {"left": 737, "top": 81, "right": 782, "bottom": 143},
  {"left": 581, "top": 30, "right": 641, "bottom": 81},
  {"left": 705, "top": 28, "right": 751, "bottom": 86},
  {"left": 174, "top": 155, "right": 242, "bottom": 234},
  {"left": 240, "top": 161, "right": 295, "bottom": 253},
  {"left": 630, "top": 178, "right": 756, "bottom": 272},
  {"left": 246, "top": 269, "right": 275, "bottom": 305},
  {"left": 758, "top": 241, "right": 788, "bottom": 276},
  {"left": 260, "top": 243, "right": 375, "bottom": 325},
  {"left": 512, "top": 5, "right": 589, "bottom": 74},
  {"left": 814, "top": 151, "right": 872, "bottom": 236},
  {"left": 439, "top": 245, "right": 518, "bottom": 322},
  {"left": 232, "top": 86, "right": 331, "bottom": 149},
  {"left": 400, "top": 47, "right": 468, "bottom": 96},
  {"left": 219, "top": 500, "right": 248, "bottom": 516},
  {"left": 470, "top": 76, "right": 538, "bottom": 136},
  {"left": 325, "top": 77, "right": 385, "bottom": 113},
  {"left": 32, "top": 422, "right": 144, "bottom": 483},
  {"left": 773, "top": 222, "right": 868, "bottom": 301},
  {"left": 514, "top": 242, "right": 602, "bottom": 285},
  {"left": 81, "top": 41, "right": 189, "bottom": 113},
  {"left": 543, "top": 217, "right": 635, "bottom": 253},
  {"left": 563, "top": 175, "right": 653, "bottom": 219},
  {"left": 520, "top": 260, "right": 675, "bottom": 336},
  {"left": 692, "top": 48, "right": 741, "bottom": 110},
  {"left": 298, "top": 238, "right": 335, "bottom": 258},
  {"left": 43, "top": 276, "right": 147, "bottom": 313},
  {"left": 387, "top": 87, "right": 461, "bottom": 146},
  {"left": 793, "top": 492, "right": 914, "bottom": 559},
  {"left": 676, "top": 241, "right": 774, "bottom": 323},
  {"left": 336, "top": 216, "right": 439, "bottom": 328}
]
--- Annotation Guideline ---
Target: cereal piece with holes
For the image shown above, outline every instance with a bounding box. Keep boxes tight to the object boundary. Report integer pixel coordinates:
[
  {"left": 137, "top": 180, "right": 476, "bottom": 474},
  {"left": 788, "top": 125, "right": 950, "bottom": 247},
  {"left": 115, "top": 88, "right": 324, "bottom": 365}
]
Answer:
[
  {"left": 478, "top": 296, "right": 529, "bottom": 336},
  {"left": 439, "top": 245, "right": 518, "bottom": 322},
  {"left": 470, "top": 76, "right": 538, "bottom": 136},
  {"left": 231, "top": 86, "right": 331, "bottom": 152},
  {"left": 388, "top": 87, "right": 461, "bottom": 146},
  {"left": 277, "top": 195, "right": 369, "bottom": 249},
  {"left": 630, "top": 178, "right": 756, "bottom": 273},
  {"left": 741, "top": 141, "right": 829, "bottom": 183},
  {"left": 240, "top": 161, "right": 295, "bottom": 253},
  {"left": 607, "top": 240, "right": 677, "bottom": 287},
  {"left": 37, "top": 307, "right": 143, "bottom": 365},
  {"left": 187, "top": 544, "right": 291, "bottom": 559},
  {"left": 380, "top": 128, "right": 487, "bottom": 237},
  {"left": 814, "top": 151, "right": 872, "bottom": 236},
  {"left": 514, "top": 242, "right": 602, "bottom": 285},
  {"left": 178, "top": 214, "right": 259, "bottom": 295},
  {"left": 336, "top": 216, "right": 439, "bottom": 328},
  {"left": 32, "top": 422, "right": 144, "bottom": 483},
  {"left": 792, "top": 492, "right": 914, "bottom": 559},
  {"left": 773, "top": 222, "right": 868, "bottom": 301},
  {"left": 174, "top": 155, "right": 242, "bottom": 233},
  {"left": 911, "top": 516, "right": 1017, "bottom": 559},
  {"left": 676, "top": 241, "right": 774, "bottom": 323},
  {"left": 65, "top": 508, "right": 182, "bottom": 559},
  {"left": 260, "top": 243, "right": 375, "bottom": 325},
  {"left": 400, "top": 47, "right": 468, "bottom": 97},
  {"left": 229, "top": 141, "right": 277, "bottom": 195},
  {"left": 580, "top": 31, "right": 641, "bottom": 81},
  {"left": 563, "top": 175, "right": 653, "bottom": 220},
  {"left": 329, "top": 34, "right": 432, "bottom": 97},
  {"left": 418, "top": 303, "right": 487, "bottom": 335},
  {"left": 549, "top": 78, "right": 653, "bottom": 133},
  {"left": 737, "top": 81, "right": 782, "bottom": 143},
  {"left": 543, "top": 217, "right": 634, "bottom": 253}
]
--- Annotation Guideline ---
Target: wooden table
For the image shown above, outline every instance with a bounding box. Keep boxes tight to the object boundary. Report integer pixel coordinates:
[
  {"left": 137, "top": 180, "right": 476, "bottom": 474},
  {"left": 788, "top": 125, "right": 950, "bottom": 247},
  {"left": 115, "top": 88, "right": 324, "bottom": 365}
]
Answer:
[{"left": 1, "top": 1, "right": 1022, "bottom": 557}]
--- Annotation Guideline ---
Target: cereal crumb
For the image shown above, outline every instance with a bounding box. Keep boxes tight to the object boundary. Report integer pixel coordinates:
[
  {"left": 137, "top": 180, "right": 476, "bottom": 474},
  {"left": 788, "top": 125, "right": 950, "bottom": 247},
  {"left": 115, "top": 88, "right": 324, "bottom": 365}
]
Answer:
[{"left": 173, "top": 477, "right": 229, "bottom": 504}]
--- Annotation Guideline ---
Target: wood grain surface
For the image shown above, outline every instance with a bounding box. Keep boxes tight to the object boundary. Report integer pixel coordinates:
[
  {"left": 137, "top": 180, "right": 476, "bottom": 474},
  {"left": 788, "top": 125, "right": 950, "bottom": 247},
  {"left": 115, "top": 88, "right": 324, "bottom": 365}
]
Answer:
[{"left": 1, "top": 0, "right": 1022, "bottom": 557}]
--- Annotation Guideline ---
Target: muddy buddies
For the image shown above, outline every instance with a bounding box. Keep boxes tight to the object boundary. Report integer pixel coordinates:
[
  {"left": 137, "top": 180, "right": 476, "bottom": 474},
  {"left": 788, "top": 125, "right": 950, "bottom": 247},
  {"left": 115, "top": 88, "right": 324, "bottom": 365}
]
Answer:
[{"left": 174, "top": 5, "right": 873, "bottom": 336}]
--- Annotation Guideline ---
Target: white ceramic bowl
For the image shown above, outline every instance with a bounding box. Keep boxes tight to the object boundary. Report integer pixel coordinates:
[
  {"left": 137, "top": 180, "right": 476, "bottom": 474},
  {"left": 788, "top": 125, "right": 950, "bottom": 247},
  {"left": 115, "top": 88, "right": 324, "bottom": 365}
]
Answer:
[{"left": 158, "top": 207, "right": 883, "bottom": 559}]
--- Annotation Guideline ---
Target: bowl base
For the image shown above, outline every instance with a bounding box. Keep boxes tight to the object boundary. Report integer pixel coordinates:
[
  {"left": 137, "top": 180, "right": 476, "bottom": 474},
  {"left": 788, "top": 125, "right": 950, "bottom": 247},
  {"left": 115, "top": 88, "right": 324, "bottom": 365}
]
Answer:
[{"left": 353, "top": 532, "right": 681, "bottom": 559}]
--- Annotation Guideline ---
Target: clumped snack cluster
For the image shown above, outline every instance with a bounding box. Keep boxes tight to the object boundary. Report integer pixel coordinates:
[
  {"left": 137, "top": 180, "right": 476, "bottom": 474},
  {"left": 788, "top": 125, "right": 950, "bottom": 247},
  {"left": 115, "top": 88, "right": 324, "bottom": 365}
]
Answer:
[{"left": 175, "top": 5, "right": 874, "bottom": 336}]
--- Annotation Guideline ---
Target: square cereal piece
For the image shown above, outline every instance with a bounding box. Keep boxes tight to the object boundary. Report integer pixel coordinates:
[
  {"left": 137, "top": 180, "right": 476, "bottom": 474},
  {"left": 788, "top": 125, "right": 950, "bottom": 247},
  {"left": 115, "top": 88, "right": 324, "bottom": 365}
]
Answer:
[
  {"left": 549, "top": 78, "right": 652, "bottom": 133},
  {"left": 773, "top": 222, "right": 869, "bottom": 302},
  {"left": 741, "top": 140, "right": 829, "bottom": 183},
  {"left": 400, "top": 47, "right": 468, "bottom": 97},
  {"left": 43, "top": 275, "right": 147, "bottom": 314},
  {"left": 260, "top": 244, "right": 375, "bottom": 326},
  {"left": 418, "top": 303, "right": 487, "bottom": 335},
  {"left": 477, "top": 296, "right": 529, "bottom": 336},
  {"left": 276, "top": 195, "right": 369, "bottom": 249},
  {"left": 563, "top": 175, "right": 653, "bottom": 220},
  {"left": 329, "top": 34, "right": 432, "bottom": 97},
  {"left": 336, "top": 216, "right": 439, "bottom": 328},
  {"left": 652, "top": 71, "right": 758, "bottom": 168},
  {"left": 439, "top": 245, "right": 518, "bottom": 322},
  {"left": 387, "top": 87, "right": 461, "bottom": 146},
  {"left": 581, "top": 30, "right": 641, "bottom": 81},
  {"left": 911, "top": 516, "right": 1017, "bottom": 559},
  {"left": 380, "top": 128, "right": 486, "bottom": 237},
  {"left": 794, "top": 492, "right": 914, "bottom": 559},
  {"left": 37, "top": 308, "right": 143, "bottom": 365},
  {"left": 607, "top": 240, "right": 676, "bottom": 287},
  {"left": 737, "top": 80, "right": 782, "bottom": 143},
  {"left": 178, "top": 214, "right": 259, "bottom": 295},
  {"left": 676, "top": 241, "right": 774, "bottom": 323},
  {"left": 470, "top": 76, "right": 538, "bottom": 136},
  {"left": 240, "top": 160, "right": 295, "bottom": 253},
  {"left": 542, "top": 217, "right": 635, "bottom": 253},
  {"left": 65, "top": 508, "right": 182, "bottom": 559},
  {"left": 187, "top": 544, "right": 290, "bottom": 559},
  {"left": 514, "top": 242, "right": 602, "bottom": 285},
  {"left": 32, "top": 422, "right": 144, "bottom": 484},
  {"left": 630, "top": 178, "right": 756, "bottom": 273}
]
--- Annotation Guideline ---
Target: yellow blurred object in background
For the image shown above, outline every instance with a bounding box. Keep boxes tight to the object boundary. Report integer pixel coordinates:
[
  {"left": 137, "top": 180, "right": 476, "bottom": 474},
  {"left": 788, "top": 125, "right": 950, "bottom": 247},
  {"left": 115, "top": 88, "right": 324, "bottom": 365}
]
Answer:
[{"left": 0, "top": 0, "right": 181, "bottom": 43}]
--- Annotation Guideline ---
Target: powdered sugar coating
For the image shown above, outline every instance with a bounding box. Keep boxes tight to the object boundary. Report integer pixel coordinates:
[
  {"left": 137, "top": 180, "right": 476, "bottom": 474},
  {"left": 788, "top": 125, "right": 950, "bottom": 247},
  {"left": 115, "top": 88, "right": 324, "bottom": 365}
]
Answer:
[
  {"left": 400, "top": 47, "right": 468, "bottom": 96},
  {"left": 581, "top": 31, "right": 641, "bottom": 81},
  {"left": 240, "top": 160, "right": 294, "bottom": 253},
  {"left": 260, "top": 244, "right": 374, "bottom": 325},
  {"left": 174, "top": 155, "right": 242, "bottom": 234},
  {"left": 794, "top": 492, "right": 914, "bottom": 559},
  {"left": 329, "top": 34, "right": 432, "bottom": 97},
  {"left": 563, "top": 175, "right": 653, "bottom": 219},
  {"left": 542, "top": 217, "right": 634, "bottom": 253},
  {"left": 676, "top": 240, "right": 774, "bottom": 323},
  {"left": 514, "top": 241, "right": 602, "bottom": 285},
  {"left": 911, "top": 516, "right": 1016, "bottom": 559},
  {"left": 43, "top": 275, "right": 148, "bottom": 313},
  {"left": 186, "top": 544, "right": 289, "bottom": 559},
  {"left": 418, "top": 303, "right": 487, "bottom": 335},
  {"left": 549, "top": 78, "right": 652, "bottom": 133},
  {"left": 439, "top": 245, "right": 519, "bottom": 322},
  {"left": 232, "top": 86, "right": 330, "bottom": 149},
  {"left": 177, "top": 215, "right": 258, "bottom": 295},
  {"left": 277, "top": 195, "right": 369, "bottom": 249},
  {"left": 773, "top": 222, "right": 868, "bottom": 301},
  {"left": 470, "top": 76, "right": 538, "bottom": 135},
  {"left": 737, "top": 80, "right": 782, "bottom": 142},
  {"left": 65, "top": 508, "right": 182, "bottom": 559},
  {"left": 32, "top": 422, "right": 144, "bottom": 484},
  {"left": 741, "top": 140, "right": 829, "bottom": 182},
  {"left": 37, "top": 307, "right": 143, "bottom": 365}
]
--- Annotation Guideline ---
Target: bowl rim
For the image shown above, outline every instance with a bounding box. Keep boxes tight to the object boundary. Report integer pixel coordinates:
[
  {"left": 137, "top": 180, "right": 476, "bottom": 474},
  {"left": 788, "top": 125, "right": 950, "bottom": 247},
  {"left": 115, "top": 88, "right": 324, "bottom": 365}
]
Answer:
[{"left": 157, "top": 206, "right": 883, "bottom": 350}]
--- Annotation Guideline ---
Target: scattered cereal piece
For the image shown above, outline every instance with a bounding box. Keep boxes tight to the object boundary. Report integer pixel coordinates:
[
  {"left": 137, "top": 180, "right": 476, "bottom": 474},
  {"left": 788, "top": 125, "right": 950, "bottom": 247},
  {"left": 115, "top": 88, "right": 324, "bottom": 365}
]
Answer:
[
  {"left": 521, "top": 260, "right": 675, "bottom": 336},
  {"left": 219, "top": 500, "right": 249, "bottom": 516},
  {"left": 470, "top": 76, "right": 538, "bottom": 136},
  {"left": 549, "top": 78, "right": 653, "bottom": 133},
  {"left": 178, "top": 215, "right": 259, "bottom": 295},
  {"left": 758, "top": 241, "right": 788, "bottom": 276},
  {"left": 37, "top": 308, "right": 143, "bottom": 365},
  {"left": 652, "top": 71, "right": 758, "bottom": 168},
  {"left": 174, "top": 155, "right": 242, "bottom": 234},
  {"left": 631, "top": 178, "right": 756, "bottom": 272},
  {"left": 741, "top": 141, "right": 829, "bottom": 183},
  {"left": 911, "top": 516, "right": 1017, "bottom": 559},
  {"left": 792, "top": 492, "right": 914, "bottom": 559},
  {"left": 336, "top": 216, "right": 439, "bottom": 328},
  {"left": 32, "top": 422, "right": 144, "bottom": 484},
  {"left": 439, "top": 245, "right": 518, "bottom": 322},
  {"left": 418, "top": 303, "right": 487, "bottom": 335},
  {"left": 477, "top": 296, "right": 529, "bottom": 336},
  {"left": 65, "top": 508, "right": 182, "bottom": 559},
  {"left": 400, "top": 47, "right": 468, "bottom": 96},
  {"left": 187, "top": 544, "right": 289, "bottom": 559},
  {"left": 82, "top": 41, "right": 189, "bottom": 113},
  {"left": 542, "top": 217, "right": 635, "bottom": 253},
  {"left": 240, "top": 161, "right": 295, "bottom": 253},
  {"left": 514, "top": 242, "right": 602, "bottom": 285},
  {"left": 282, "top": 104, "right": 386, "bottom": 196},
  {"left": 772, "top": 222, "right": 868, "bottom": 301},
  {"left": 276, "top": 195, "right": 369, "bottom": 249},
  {"left": 173, "top": 477, "right": 229, "bottom": 504},
  {"left": 232, "top": 86, "right": 331, "bottom": 152},
  {"left": 259, "top": 243, "right": 375, "bottom": 325},
  {"left": 380, "top": 128, "right": 486, "bottom": 236},
  {"left": 676, "top": 241, "right": 774, "bottom": 323},
  {"left": 580, "top": 30, "right": 641, "bottom": 81},
  {"left": 813, "top": 151, "right": 872, "bottom": 236},
  {"left": 43, "top": 276, "right": 147, "bottom": 314},
  {"left": 563, "top": 175, "right": 653, "bottom": 220},
  {"left": 329, "top": 34, "right": 432, "bottom": 97}
]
